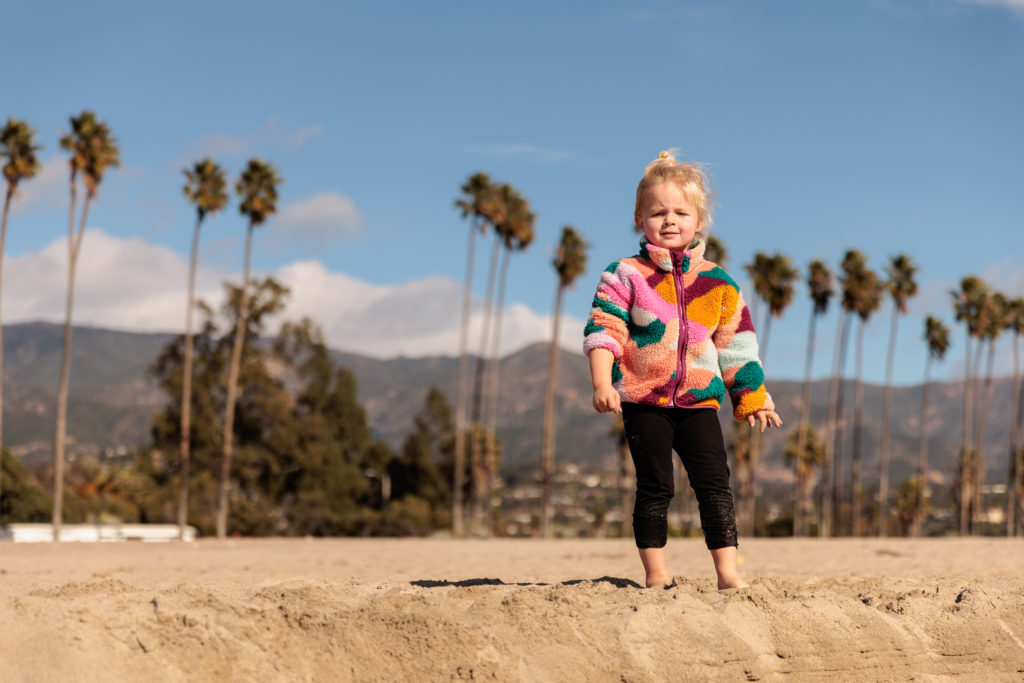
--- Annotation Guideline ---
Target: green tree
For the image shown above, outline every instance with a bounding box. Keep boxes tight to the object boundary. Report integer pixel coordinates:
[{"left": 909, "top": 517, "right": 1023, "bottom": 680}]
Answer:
[
  {"left": 878, "top": 254, "right": 918, "bottom": 537},
  {"left": 387, "top": 387, "right": 456, "bottom": 534},
  {"left": 895, "top": 479, "right": 926, "bottom": 537},
  {"left": 53, "top": 111, "right": 119, "bottom": 540},
  {"left": 218, "top": 159, "right": 281, "bottom": 538},
  {"left": 178, "top": 158, "right": 228, "bottom": 539},
  {"left": 796, "top": 260, "right": 833, "bottom": 536},
  {"left": 0, "top": 118, "right": 41, "bottom": 516},
  {"left": 914, "top": 316, "right": 950, "bottom": 537},
  {"left": 541, "top": 226, "right": 588, "bottom": 538},
  {"left": 1, "top": 449, "right": 52, "bottom": 522},
  {"left": 452, "top": 172, "right": 495, "bottom": 536},
  {"left": 785, "top": 424, "right": 825, "bottom": 536}
]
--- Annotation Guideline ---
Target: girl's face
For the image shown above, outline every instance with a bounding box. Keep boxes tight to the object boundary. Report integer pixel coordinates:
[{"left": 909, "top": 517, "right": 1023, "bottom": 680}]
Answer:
[{"left": 635, "top": 182, "right": 700, "bottom": 252}]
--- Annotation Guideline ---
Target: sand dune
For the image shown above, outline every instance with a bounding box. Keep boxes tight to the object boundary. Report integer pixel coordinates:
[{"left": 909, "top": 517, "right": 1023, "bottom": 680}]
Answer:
[{"left": 2, "top": 537, "right": 1023, "bottom": 681}]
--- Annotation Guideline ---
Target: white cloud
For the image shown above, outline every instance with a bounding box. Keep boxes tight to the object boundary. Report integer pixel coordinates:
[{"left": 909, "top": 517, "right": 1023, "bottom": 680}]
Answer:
[
  {"left": 274, "top": 192, "right": 363, "bottom": 244},
  {"left": 4, "top": 231, "right": 223, "bottom": 332},
  {"left": 460, "top": 144, "right": 574, "bottom": 164},
  {"left": 9, "top": 156, "right": 66, "bottom": 215},
  {"left": 2, "top": 232, "right": 583, "bottom": 359}
]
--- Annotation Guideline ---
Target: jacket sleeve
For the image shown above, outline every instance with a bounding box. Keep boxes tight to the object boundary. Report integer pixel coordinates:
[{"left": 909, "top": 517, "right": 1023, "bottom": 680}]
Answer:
[
  {"left": 583, "top": 261, "right": 632, "bottom": 360},
  {"left": 712, "top": 283, "right": 774, "bottom": 421}
]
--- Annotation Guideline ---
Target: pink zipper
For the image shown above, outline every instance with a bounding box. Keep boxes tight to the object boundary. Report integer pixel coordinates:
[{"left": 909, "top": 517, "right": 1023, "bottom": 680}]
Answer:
[{"left": 670, "top": 254, "right": 688, "bottom": 407}]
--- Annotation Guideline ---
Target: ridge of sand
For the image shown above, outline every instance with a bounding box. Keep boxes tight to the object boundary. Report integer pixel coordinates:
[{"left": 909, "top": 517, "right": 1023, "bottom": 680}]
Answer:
[{"left": 2, "top": 538, "right": 1023, "bottom": 682}]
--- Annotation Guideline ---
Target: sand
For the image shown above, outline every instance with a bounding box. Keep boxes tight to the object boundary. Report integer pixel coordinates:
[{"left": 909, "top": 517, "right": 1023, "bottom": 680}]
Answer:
[{"left": 1, "top": 537, "right": 1023, "bottom": 682}]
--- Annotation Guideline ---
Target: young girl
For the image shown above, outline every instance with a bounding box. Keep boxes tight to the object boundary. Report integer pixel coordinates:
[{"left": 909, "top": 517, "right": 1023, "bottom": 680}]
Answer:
[{"left": 584, "top": 150, "right": 781, "bottom": 590}]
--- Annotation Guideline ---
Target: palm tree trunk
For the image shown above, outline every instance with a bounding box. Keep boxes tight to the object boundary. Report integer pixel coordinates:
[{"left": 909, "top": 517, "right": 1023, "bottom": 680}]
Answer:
[
  {"left": 914, "top": 355, "right": 933, "bottom": 538},
  {"left": 974, "top": 339, "right": 996, "bottom": 531},
  {"left": 851, "top": 317, "right": 866, "bottom": 537},
  {"left": 821, "top": 311, "right": 847, "bottom": 538},
  {"left": 740, "top": 309, "right": 773, "bottom": 537},
  {"left": 795, "top": 309, "right": 817, "bottom": 537},
  {"left": 1009, "top": 332, "right": 1021, "bottom": 537},
  {"left": 1016, "top": 361, "right": 1024, "bottom": 536},
  {"left": 540, "top": 284, "right": 565, "bottom": 539},
  {"left": 482, "top": 247, "right": 512, "bottom": 536},
  {"left": 959, "top": 329, "right": 973, "bottom": 536},
  {"left": 970, "top": 336, "right": 985, "bottom": 533},
  {"left": 217, "top": 223, "right": 253, "bottom": 539},
  {"left": 453, "top": 220, "right": 479, "bottom": 537},
  {"left": 178, "top": 214, "right": 203, "bottom": 540},
  {"left": 469, "top": 236, "right": 501, "bottom": 532},
  {"left": 878, "top": 304, "right": 899, "bottom": 537},
  {"left": 827, "top": 312, "right": 852, "bottom": 536},
  {"left": 54, "top": 189, "right": 89, "bottom": 541},
  {"left": 0, "top": 187, "right": 12, "bottom": 515}
]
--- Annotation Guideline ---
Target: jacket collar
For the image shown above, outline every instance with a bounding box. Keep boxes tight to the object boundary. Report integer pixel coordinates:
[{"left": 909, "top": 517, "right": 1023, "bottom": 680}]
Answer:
[{"left": 640, "top": 237, "right": 706, "bottom": 274}]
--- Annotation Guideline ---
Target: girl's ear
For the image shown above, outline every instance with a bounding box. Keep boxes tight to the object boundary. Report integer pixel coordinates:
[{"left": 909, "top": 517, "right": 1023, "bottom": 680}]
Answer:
[{"left": 634, "top": 215, "right": 643, "bottom": 231}]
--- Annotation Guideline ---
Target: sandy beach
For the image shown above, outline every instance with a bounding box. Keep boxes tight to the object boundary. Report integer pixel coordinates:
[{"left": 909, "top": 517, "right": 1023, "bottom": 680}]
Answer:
[{"left": 2, "top": 537, "right": 1023, "bottom": 681}]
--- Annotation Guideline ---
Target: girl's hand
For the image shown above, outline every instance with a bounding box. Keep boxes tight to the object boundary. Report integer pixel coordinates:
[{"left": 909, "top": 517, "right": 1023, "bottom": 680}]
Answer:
[
  {"left": 747, "top": 410, "right": 782, "bottom": 433},
  {"left": 593, "top": 385, "right": 622, "bottom": 414}
]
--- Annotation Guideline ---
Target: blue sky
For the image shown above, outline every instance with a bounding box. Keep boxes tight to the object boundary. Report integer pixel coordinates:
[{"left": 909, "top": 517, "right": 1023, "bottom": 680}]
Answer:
[{"left": 4, "top": 0, "right": 1022, "bottom": 385}]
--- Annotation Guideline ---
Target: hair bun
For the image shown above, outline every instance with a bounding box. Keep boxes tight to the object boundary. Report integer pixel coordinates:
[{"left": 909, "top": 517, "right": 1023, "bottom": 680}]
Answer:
[{"left": 658, "top": 150, "right": 670, "bottom": 159}]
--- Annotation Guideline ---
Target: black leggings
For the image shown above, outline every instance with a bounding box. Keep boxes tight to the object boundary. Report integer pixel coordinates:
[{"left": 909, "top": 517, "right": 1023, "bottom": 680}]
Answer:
[{"left": 622, "top": 403, "right": 738, "bottom": 550}]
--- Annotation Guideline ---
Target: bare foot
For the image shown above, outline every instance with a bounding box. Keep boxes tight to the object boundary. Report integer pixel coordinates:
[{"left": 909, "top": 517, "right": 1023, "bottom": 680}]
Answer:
[
  {"left": 646, "top": 572, "right": 672, "bottom": 588},
  {"left": 717, "top": 574, "right": 750, "bottom": 590}
]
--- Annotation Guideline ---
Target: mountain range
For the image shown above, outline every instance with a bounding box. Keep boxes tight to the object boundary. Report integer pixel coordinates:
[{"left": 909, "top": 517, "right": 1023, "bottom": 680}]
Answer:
[{"left": 5, "top": 322, "right": 1020, "bottom": 491}]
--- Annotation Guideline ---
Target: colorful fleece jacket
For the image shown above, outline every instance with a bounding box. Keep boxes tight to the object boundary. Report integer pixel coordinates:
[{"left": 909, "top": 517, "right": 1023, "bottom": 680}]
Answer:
[{"left": 583, "top": 237, "right": 773, "bottom": 421}]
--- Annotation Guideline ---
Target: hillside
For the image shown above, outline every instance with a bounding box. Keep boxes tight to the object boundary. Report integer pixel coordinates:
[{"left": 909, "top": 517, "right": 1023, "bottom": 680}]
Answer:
[{"left": 4, "top": 322, "right": 1019, "bottom": 492}]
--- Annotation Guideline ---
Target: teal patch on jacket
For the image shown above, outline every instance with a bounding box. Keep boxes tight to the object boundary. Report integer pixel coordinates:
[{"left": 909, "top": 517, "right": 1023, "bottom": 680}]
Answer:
[
  {"left": 628, "top": 317, "right": 666, "bottom": 348},
  {"left": 697, "top": 266, "right": 739, "bottom": 292},
  {"left": 591, "top": 295, "right": 629, "bottom": 323},
  {"left": 604, "top": 261, "right": 620, "bottom": 275},
  {"left": 584, "top": 319, "right": 605, "bottom": 336},
  {"left": 611, "top": 361, "right": 623, "bottom": 384},
  {"left": 732, "top": 361, "right": 764, "bottom": 394},
  {"left": 684, "top": 375, "right": 726, "bottom": 403}
]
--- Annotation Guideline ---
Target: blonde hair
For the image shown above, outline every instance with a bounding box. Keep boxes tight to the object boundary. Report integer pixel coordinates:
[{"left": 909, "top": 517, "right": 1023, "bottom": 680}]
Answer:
[{"left": 634, "top": 149, "right": 714, "bottom": 233}]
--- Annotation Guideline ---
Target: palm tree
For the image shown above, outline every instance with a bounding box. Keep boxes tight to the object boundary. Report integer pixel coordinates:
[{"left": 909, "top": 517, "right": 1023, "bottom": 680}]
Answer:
[
  {"left": 483, "top": 188, "right": 535, "bottom": 534},
  {"left": 848, "top": 261, "right": 883, "bottom": 536},
  {"left": 1006, "top": 298, "right": 1024, "bottom": 537},
  {"left": 540, "top": 226, "right": 587, "bottom": 538},
  {"left": 951, "top": 275, "right": 988, "bottom": 535},
  {"left": 179, "top": 159, "right": 228, "bottom": 540},
  {"left": 785, "top": 424, "right": 825, "bottom": 535},
  {"left": 452, "top": 172, "right": 494, "bottom": 536},
  {"left": 914, "top": 316, "right": 950, "bottom": 537},
  {"left": 827, "top": 249, "right": 865, "bottom": 536},
  {"left": 704, "top": 235, "right": 728, "bottom": 265},
  {"left": 795, "top": 260, "right": 833, "bottom": 536},
  {"left": 0, "top": 118, "right": 41, "bottom": 515},
  {"left": 468, "top": 182, "right": 508, "bottom": 533},
  {"left": 877, "top": 254, "right": 918, "bottom": 537},
  {"left": 217, "top": 159, "right": 281, "bottom": 539},
  {"left": 53, "top": 111, "right": 119, "bottom": 540},
  {"left": 740, "top": 252, "right": 796, "bottom": 535},
  {"left": 974, "top": 292, "right": 1008, "bottom": 530}
]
